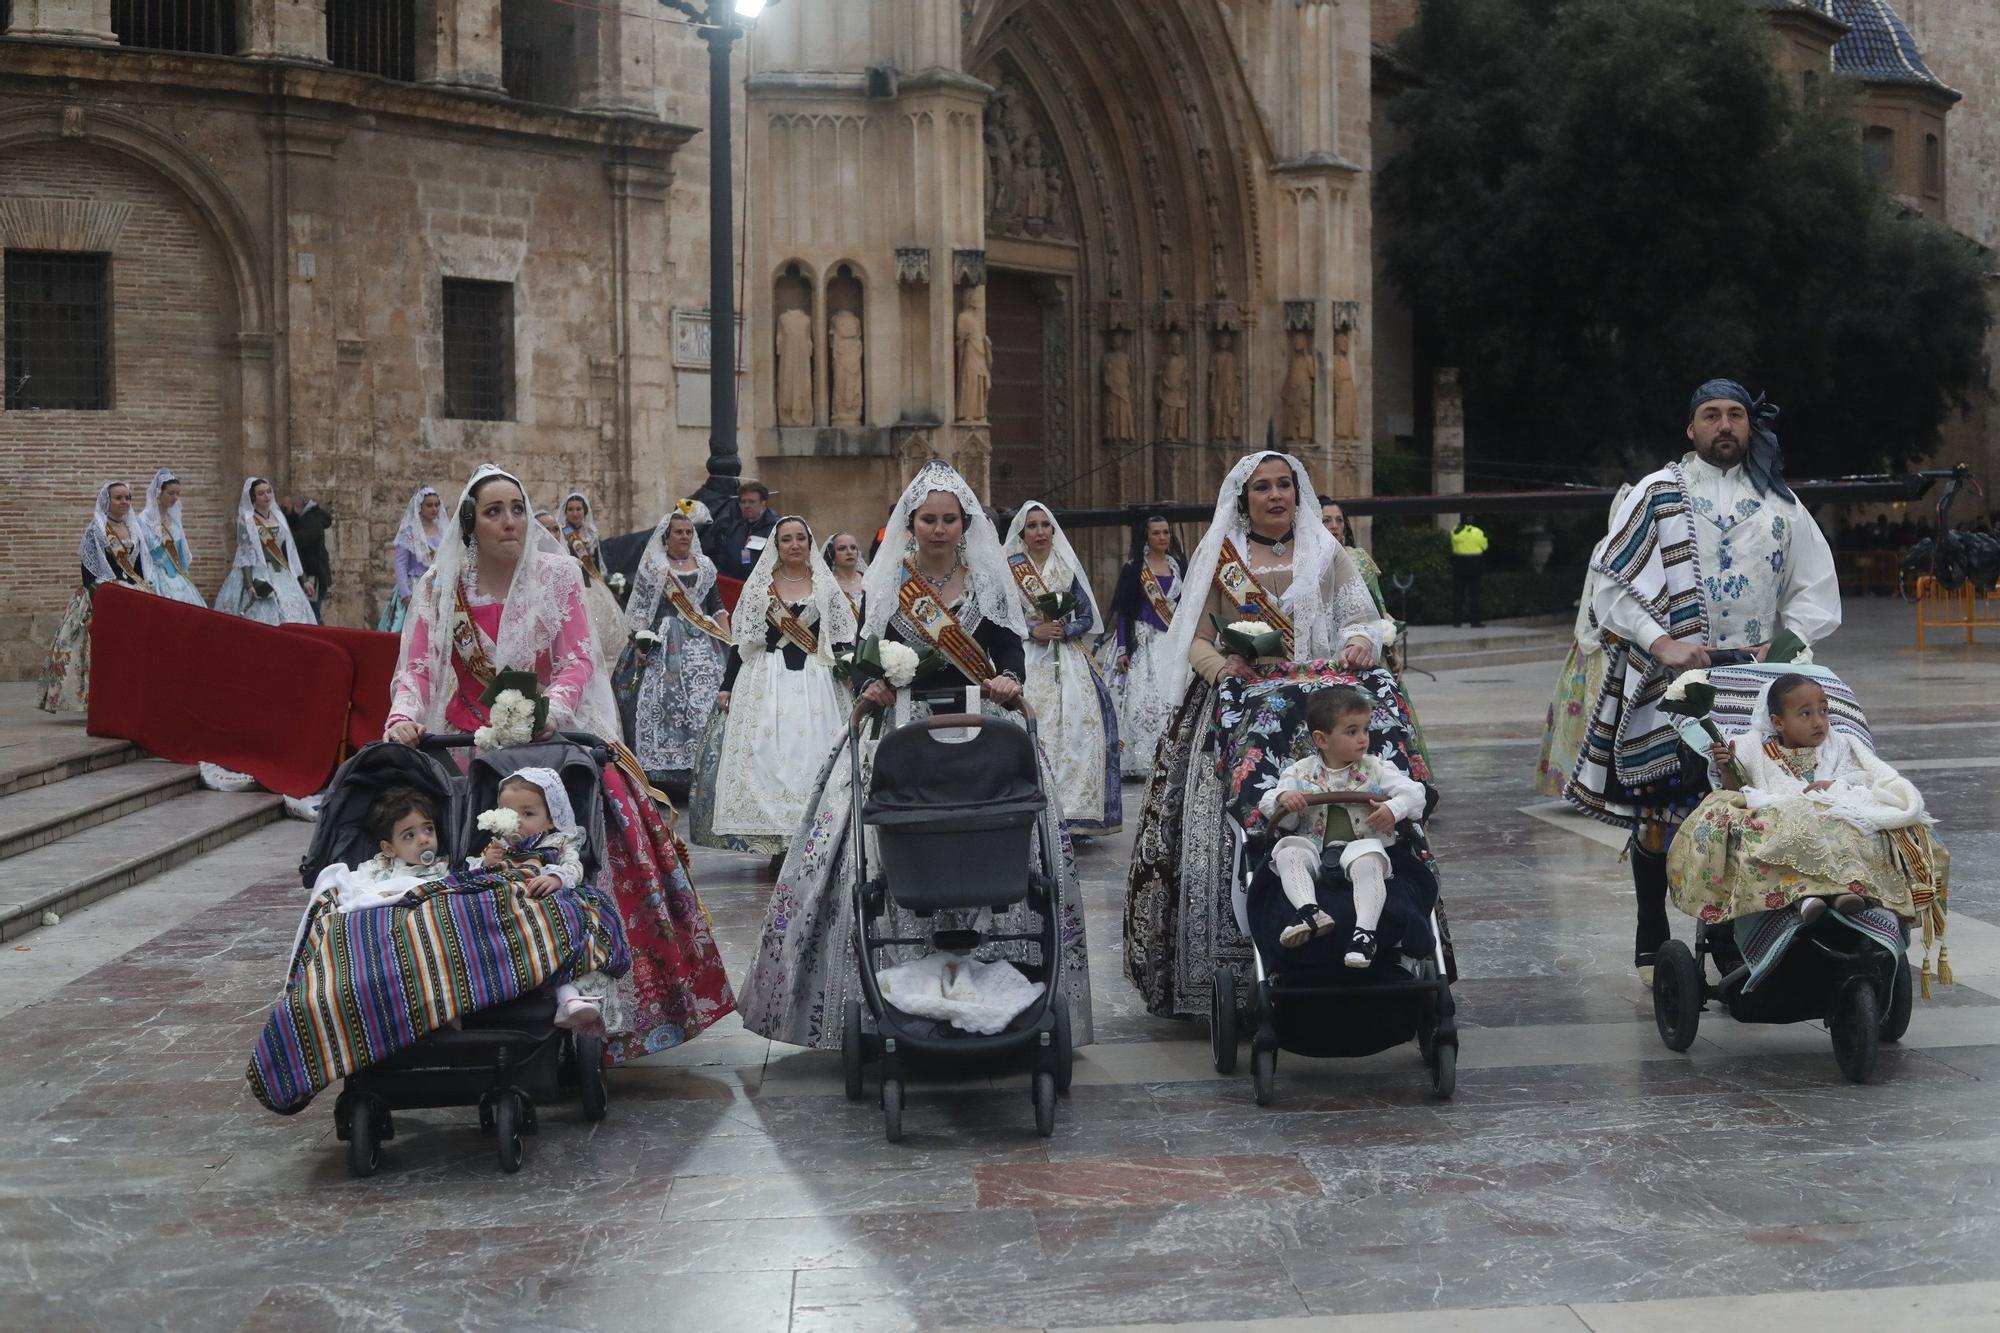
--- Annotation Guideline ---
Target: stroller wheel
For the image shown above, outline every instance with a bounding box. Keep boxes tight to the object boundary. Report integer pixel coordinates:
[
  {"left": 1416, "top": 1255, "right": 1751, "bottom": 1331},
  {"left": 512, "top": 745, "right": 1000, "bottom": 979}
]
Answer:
[
  {"left": 494, "top": 1092, "right": 525, "bottom": 1174},
  {"left": 1832, "top": 979, "right": 1881, "bottom": 1084},
  {"left": 1413, "top": 961, "right": 1439, "bottom": 1063},
  {"left": 1652, "top": 941, "right": 1703, "bottom": 1052},
  {"left": 1210, "top": 969, "right": 1239, "bottom": 1075},
  {"left": 575, "top": 1032, "right": 608, "bottom": 1122},
  {"left": 347, "top": 1103, "right": 380, "bottom": 1179},
  {"left": 1881, "top": 954, "right": 1914, "bottom": 1045},
  {"left": 1251, "top": 1044, "right": 1277, "bottom": 1107},
  {"left": 1432, "top": 1040, "right": 1457, "bottom": 1101},
  {"left": 1053, "top": 1001, "right": 1074, "bottom": 1094},
  {"left": 881, "top": 1078, "right": 904, "bottom": 1143},
  {"left": 842, "top": 999, "right": 866, "bottom": 1102},
  {"left": 1032, "top": 1070, "right": 1057, "bottom": 1138}
]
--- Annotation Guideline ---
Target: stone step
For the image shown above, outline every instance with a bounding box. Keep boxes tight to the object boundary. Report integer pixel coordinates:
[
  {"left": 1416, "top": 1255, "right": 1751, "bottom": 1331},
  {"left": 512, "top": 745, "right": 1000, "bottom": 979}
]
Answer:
[
  {"left": 0, "top": 759, "right": 201, "bottom": 862},
  {"left": 0, "top": 789, "right": 286, "bottom": 943},
  {"left": 0, "top": 728, "right": 141, "bottom": 799},
  {"left": 1411, "top": 643, "right": 1575, "bottom": 675}
]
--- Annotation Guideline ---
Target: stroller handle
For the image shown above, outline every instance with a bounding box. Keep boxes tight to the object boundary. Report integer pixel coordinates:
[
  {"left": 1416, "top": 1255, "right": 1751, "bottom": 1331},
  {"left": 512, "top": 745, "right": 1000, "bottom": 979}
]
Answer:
[
  {"left": 849, "top": 692, "right": 1036, "bottom": 730},
  {"left": 415, "top": 730, "right": 606, "bottom": 753},
  {"left": 1299, "top": 791, "right": 1386, "bottom": 805}
]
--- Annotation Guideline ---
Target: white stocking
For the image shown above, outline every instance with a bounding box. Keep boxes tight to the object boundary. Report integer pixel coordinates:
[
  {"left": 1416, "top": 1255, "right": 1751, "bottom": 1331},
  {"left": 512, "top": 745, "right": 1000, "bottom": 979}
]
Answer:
[
  {"left": 1271, "top": 838, "right": 1321, "bottom": 912},
  {"left": 1348, "top": 850, "right": 1389, "bottom": 931}
]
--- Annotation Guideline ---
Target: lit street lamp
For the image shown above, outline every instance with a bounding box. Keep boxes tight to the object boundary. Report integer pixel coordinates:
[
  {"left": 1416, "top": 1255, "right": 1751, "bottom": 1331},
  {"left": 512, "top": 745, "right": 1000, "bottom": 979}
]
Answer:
[{"left": 657, "top": 0, "right": 772, "bottom": 514}]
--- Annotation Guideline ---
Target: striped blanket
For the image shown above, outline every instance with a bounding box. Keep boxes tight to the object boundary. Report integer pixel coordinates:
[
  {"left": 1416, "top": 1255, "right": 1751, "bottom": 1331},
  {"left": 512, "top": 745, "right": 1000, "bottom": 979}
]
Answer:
[{"left": 246, "top": 867, "right": 629, "bottom": 1114}]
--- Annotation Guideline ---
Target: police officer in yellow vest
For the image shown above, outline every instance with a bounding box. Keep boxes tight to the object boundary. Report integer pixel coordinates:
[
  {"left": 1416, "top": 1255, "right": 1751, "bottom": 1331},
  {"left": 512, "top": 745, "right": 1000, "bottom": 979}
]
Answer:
[{"left": 1449, "top": 518, "right": 1489, "bottom": 627}]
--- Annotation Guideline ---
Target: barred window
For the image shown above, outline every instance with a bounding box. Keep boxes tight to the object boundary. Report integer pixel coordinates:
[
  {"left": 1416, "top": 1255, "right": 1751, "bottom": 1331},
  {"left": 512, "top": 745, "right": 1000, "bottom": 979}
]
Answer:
[
  {"left": 111, "top": 0, "right": 237, "bottom": 55},
  {"left": 441, "top": 279, "right": 513, "bottom": 422},
  {"left": 5, "top": 251, "right": 112, "bottom": 412},
  {"left": 327, "top": 0, "right": 416, "bottom": 82}
]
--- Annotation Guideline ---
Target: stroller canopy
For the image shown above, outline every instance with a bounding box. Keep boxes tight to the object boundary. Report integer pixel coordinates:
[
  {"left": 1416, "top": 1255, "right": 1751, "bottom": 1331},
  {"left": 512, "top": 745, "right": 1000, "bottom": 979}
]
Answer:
[
  {"left": 864, "top": 720, "right": 1045, "bottom": 828},
  {"left": 300, "top": 741, "right": 463, "bottom": 887}
]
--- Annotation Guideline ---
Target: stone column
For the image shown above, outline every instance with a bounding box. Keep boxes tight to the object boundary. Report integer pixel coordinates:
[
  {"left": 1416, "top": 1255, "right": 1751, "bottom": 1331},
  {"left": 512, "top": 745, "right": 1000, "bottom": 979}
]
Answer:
[
  {"left": 576, "top": 0, "right": 654, "bottom": 115},
  {"left": 240, "top": 0, "right": 329, "bottom": 61},
  {"left": 1433, "top": 366, "right": 1465, "bottom": 532},
  {"left": 5, "top": 0, "right": 115, "bottom": 44},
  {"left": 421, "top": 0, "right": 505, "bottom": 93}
]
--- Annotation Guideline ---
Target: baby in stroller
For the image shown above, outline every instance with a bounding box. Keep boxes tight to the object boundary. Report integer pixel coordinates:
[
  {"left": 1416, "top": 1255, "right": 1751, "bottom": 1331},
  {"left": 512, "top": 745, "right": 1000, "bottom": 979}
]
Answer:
[
  {"left": 472, "top": 769, "right": 606, "bottom": 1030},
  {"left": 1259, "top": 687, "right": 1429, "bottom": 965}
]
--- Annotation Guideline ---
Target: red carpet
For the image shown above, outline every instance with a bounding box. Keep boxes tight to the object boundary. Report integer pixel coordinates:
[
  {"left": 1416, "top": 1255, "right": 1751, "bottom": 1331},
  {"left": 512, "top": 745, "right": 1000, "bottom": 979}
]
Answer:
[
  {"left": 717, "top": 574, "right": 743, "bottom": 612},
  {"left": 281, "top": 623, "right": 400, "bottom": 754},
  {"left": 87, "top": 585, "right": 354, "bottom": 797}
]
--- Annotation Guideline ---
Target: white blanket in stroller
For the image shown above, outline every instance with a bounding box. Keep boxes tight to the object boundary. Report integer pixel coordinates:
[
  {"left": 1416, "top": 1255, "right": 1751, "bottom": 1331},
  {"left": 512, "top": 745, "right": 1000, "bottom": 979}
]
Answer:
[{"left": 876, "top": 954, "right": 1044, "bottom": 1035}]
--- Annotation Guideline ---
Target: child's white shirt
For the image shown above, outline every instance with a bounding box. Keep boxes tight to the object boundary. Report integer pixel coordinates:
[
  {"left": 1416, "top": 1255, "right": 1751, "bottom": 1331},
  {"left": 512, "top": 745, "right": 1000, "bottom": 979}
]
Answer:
[
  {"left": 1257, "top": 753, "right": 1426, "bottom": 851},
  {"left": 1721, "top": 732, "right": 1932, "bottom": 834}
]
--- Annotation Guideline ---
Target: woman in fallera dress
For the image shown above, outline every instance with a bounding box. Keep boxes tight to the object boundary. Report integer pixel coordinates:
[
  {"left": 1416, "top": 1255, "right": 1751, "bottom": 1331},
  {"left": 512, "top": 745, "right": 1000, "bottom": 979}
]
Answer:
[
  {"left": 219, "top": 477, "right": 316, "bottom": 626},
  {"left": 825, "top": 530, "right": 868, "bottom": 622},
  {"left": 377, "top": 484, "right": 443, "bottom": 633},
  {"left": 1002, "top": 501, "right": 1120, "bottom": 833},
  {"left": 559, "top": 490, "right": 631, "bottom": 662},
  {"left": 40, "top": 480, "right": 153, "bottom": 714},
  {"left": 612, "top": 509, "right": 732, "bottom": 801},
  {"left": 134, "top": 468, "right": 206, "bottom": 607},
  {"left": 1105, "top": 515, "right": 1183, "bottom": 780},
  {"left": 733, "top": 459, "right": 1095, "bottom": 1051},
  {"left": 691, "top": 516, "right": 855, "bottom": 856}
]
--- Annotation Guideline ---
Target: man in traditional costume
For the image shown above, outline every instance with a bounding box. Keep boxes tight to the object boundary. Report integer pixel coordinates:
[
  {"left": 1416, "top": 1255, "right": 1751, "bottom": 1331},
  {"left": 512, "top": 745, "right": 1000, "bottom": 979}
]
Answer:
[{"left": 1565, "top": 379, "right": 1841, "bottom": 982}]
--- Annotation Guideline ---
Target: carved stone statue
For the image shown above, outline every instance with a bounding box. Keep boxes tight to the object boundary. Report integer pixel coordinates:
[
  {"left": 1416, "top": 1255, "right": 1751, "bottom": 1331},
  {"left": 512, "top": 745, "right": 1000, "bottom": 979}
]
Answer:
[
  {"left": 1280, "top": 329, "right": 1315, "bottom": 444},
  {"left": 1330, "top": 330, "right": 1359, "bottom": 442},
  {"left": 985, "top": 77, "right": 1067, "bottom": 239},
  {"left": 955, "top": 285, "right": 992, "bottom": 423},
  {"left": 775, "top": 305, "right": 814, "bottom": 427},
  {"left": 1102, "top": 329, "right": 1136, "bottom": 444},
  {"left": 829, "top": 309, "right": 864, "bottom": 426},
  {"left": 1156, "top": 330, "right": 1189, "bottom": 441},
  {"left": 1208, "top": 328, "right": 1241, "bottom": 441}
]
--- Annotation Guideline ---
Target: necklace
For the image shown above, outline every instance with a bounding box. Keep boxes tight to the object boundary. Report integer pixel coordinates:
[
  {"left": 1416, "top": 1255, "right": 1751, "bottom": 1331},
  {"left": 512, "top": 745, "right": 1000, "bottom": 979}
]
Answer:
[
  {"left": 1247, "top": 527, "right": 1294, "bottom": 558},
  {"left": 918, "top": 553, "right": 966, "bottom": 585}
]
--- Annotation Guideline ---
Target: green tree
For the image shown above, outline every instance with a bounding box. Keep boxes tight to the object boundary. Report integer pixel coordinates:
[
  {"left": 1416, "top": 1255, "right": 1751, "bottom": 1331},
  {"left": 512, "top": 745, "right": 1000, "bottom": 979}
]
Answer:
[{"left": 1380, "top": 0, "right": 1992, "bottom": 479}]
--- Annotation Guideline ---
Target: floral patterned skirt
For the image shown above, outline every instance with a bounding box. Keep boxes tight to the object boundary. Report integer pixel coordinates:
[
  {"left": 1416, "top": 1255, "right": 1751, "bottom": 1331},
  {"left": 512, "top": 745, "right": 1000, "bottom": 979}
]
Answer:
[
  {"left": 686, "top": 710, "right": 785, "bottom": 857},
  {"left": 38, "top": 586, "right": 93, "bottom": 714},
  {"left": 1535, "top": 642, "right": 1602, "bottom": 800},
  {"left": 1666, "top": 789, "right": 1938, "bottom": 926}
]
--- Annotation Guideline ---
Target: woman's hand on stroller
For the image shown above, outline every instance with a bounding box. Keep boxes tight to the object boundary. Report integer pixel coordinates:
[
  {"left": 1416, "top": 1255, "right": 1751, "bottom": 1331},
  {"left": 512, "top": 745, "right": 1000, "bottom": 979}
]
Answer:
[
  {"left": 385, "top": 718, "right": 422, "bottom": 746},
  {"left": 983, "top": 675, "right": 1022, "bottom": 707},
  {"left": 1338, "top": 637, "right": 1377, "bottom": 671},
  {"left": 524, "top": 873, "right": 562, "bottom": 898},
  {"left": 1364, "top": 799, "right": 1396, "bottom": 834},
  {"left": 858, "top": 680, "right": 895, "bottom": 710},
  {"left": 1276, "top": 790, "right": 1309, "bottom": 815}
]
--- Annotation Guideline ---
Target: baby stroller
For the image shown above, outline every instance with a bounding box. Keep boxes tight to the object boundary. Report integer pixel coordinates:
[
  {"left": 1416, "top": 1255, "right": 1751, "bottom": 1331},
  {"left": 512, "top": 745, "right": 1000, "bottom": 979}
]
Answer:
[
  {"left": 1207, "top": 674, "right": 1459, "bottom": 1105},
  {"left": 841, "top": 695, "right": 1072, "bottom": 1140},
  {"left": 1651, "top": 663, "right": 1916, "bottom": 1084},
  {"left": 297, "top": 734, "right": 616, "bottom": 1177}
]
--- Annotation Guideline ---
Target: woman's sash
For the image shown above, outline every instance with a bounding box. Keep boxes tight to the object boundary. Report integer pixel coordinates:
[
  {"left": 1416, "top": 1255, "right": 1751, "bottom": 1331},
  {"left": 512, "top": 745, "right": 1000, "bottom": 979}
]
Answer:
[
  {"left": 257, "top": 521, "right": 289, "bottom": 573},
  {"left": 1007, "top": 551, "right": 1059, "bottom": 620},
  {"left": 108, "top": 533, "right": 147, "bottom": 585},
  {"left": 1213, "top": 539, "right": 1295, "bottom": 655},
  {"left": 898, "top": 564, "right": 995, "bottom": 684},
  {"left": 1139, "top": 562, "right": 1176, "bottom": 628},
  {"left": 566, "top": 531, "right": 604, "bottom": 584},
  {"left": 665, "top": 570, "right": 731, "bottom": 643},
  {"left": 450, "top": 584, "right": 499, "bottom": 690},
  {"left": 767, "top": 591, "right": 820, "bottom": 657}
]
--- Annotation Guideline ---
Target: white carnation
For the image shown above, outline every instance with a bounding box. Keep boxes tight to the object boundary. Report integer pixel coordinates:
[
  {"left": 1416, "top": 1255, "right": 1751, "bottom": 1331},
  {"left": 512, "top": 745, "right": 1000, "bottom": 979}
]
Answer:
[
  {"left": 1662, "top": 668, "right": 1709, "bottom": 703},
  {"left": 1375, "top": 618, "right": 1400, "bottom": 647},
  {"left": 1794, "top": 646, "right": 1814, "bottom": 665},
  {"left": 1227, "top": 620, "right": 1269, "bottom": 638},
  {"left": 477, "top": 807, "right": 521, "bottom": 840},
  {"left": 473, "top": 725, "right": 498, "bottom": 751},
  {"left": 878, "top": 641, "right": 921, "bottom": 688}
]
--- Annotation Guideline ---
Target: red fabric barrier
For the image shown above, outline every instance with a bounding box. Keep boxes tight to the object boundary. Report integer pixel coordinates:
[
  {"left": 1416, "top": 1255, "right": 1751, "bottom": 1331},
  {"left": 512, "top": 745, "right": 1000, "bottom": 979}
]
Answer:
[
  {"left": 281, "top": 623, "right": 401, "bottom": 753},
  {"left": 716, "top": 574, "right": 743, "bottom": 612},
  {"left": 87, "top": 584, "right": 355, "bottom": 797}
]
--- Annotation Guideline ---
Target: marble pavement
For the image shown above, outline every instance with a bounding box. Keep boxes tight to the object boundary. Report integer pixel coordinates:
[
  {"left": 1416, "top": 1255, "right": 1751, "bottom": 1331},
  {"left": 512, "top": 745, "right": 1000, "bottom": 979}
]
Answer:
[{"left": 5, "top": 598, "right": 2000, "bottom": 1331}]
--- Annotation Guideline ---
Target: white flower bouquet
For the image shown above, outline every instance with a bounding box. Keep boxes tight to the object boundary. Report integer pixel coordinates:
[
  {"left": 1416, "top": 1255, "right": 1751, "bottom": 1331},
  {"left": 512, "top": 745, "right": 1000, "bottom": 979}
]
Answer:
[
  {"left": 1658, "top": 668, "right": 1741, "bottom": 784},
  {"left": 633, "top": 629, "right": 662, "bottom": 656},
  {"left": 473, "top": 670, "right": 549, "bottom": 751},
  {"left": 476, "top": 807, "right": 522, "bottom": 841},
  {"left": 878, "top": 640, "right": 921, "bottom": 688},
  {"left": 1213, "top": 614, "right": 1285, "bottom": 662}
]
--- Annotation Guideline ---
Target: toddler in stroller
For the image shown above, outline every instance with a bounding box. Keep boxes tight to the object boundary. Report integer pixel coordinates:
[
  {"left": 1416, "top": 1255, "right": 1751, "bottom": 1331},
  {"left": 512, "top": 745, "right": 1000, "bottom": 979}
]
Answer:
[
  {"left": 472, "top": 769, "right": 607, "bottom": 1031},
  {"left": 1209, "top": 669, "right": 1458, "bottom": 1106},
  {"left": 246, "top": 736, "right": 628, "bottom": 1176},
  {"left": 1657, "top": 665, "right": 1947, "bottom": 1083}
]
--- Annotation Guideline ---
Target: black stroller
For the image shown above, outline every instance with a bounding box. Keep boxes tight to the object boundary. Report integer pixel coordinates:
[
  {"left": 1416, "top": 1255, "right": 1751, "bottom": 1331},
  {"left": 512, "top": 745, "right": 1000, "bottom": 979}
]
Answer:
[
  {"left": 839, "top": 696, "right": 1073, "bottom": 1140},
  {"left": 1649, "top": 661, "right": 1916, "bottom": 1084},
  {"left": 1208, "top": 680, "right": 1459, "bottom": 1105},
  {"left": 298, "top": 734, "right": 616, "bottom": 1177}
]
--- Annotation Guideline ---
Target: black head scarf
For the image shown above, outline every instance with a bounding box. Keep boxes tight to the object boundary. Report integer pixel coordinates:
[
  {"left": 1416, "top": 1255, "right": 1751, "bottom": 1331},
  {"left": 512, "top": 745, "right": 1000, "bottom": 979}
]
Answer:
[{"left": 1688, "top": 378, "right": 1792, "bottom": 502}]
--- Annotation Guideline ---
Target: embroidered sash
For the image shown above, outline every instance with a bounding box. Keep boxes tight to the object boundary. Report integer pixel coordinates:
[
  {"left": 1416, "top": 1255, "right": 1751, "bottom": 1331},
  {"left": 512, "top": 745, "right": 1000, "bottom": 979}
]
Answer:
[
  {"left": 108, "top": 533, "right": 147, "bottom": 585},
  {"left": 566, "top": 531, "right": 604, "bottom": 583},
  {"left": 898, "top": 564, "right": 995, "bottom": 684},
  {"left": 1213, "top": 539, "right": 1295, "bottom": 655},
  {"left": 1007, "top": 552, "right": 1060, "bottom": 621},
  {"left": 767, "top": 592, "right": 820, "bottom": 657},
  {"left": 257, "top": 522, "right": 289, "bottom": 572},
  {"left": 154, "top": 533, "right": 187, "bottom": 580},
  {"left": 1139, "top": 562, "right": 1176, "bottom": 628},
  {"left": 450, "top": 583, "right": 499, "bottom": 690},
  {"left": 664, "top": 570, "right": 731, "bottom": 643}
]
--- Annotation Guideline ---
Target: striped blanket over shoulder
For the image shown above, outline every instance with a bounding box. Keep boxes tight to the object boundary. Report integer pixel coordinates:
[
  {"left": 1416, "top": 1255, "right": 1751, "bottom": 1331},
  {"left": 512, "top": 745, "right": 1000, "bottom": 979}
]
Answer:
[
  {"left": 246, "top": 866, "right": 628, "bottom": 1114},
  {"left": 1566, "top": 467, "right": 1706, "bottom": 826}
]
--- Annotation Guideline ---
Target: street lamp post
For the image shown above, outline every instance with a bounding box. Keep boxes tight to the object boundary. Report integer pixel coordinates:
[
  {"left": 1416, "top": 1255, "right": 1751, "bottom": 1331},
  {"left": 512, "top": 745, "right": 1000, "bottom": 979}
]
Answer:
[{"left": 659, "top": 0, "right": 771, "bottom": 514}]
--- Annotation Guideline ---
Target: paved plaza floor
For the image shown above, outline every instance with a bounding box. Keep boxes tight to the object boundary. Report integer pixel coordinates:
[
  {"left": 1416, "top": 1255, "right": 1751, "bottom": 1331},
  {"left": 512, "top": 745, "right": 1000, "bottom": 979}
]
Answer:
[{"left": 5, "top": 598, "right": 2000, "bottom": 1331}]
